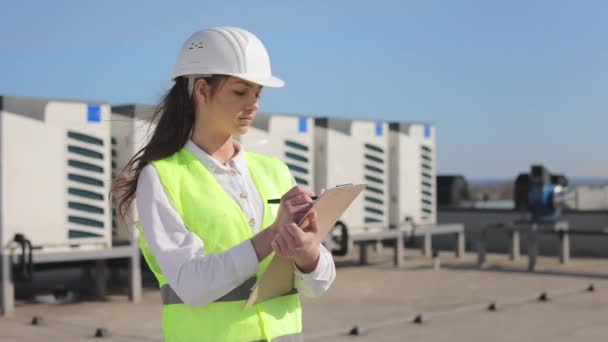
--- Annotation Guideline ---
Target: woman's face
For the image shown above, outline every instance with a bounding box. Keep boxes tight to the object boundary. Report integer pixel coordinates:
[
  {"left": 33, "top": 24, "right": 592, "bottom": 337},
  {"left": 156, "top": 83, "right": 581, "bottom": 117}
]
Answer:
[{"left": 196, "top": 76, "right": 263, "bottom": 136}]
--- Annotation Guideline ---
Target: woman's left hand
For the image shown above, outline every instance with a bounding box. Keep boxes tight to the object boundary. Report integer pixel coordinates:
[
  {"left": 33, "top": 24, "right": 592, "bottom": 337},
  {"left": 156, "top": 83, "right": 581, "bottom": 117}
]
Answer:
[{"left": 271, "top": 211, "right": 320, "bottom": 273}]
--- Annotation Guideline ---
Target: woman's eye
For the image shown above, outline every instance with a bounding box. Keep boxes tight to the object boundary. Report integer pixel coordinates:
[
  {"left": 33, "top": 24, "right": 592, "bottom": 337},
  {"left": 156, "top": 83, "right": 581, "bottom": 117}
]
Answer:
[{"left": 233, "top": 90, "right": 246, "bottom": 96}]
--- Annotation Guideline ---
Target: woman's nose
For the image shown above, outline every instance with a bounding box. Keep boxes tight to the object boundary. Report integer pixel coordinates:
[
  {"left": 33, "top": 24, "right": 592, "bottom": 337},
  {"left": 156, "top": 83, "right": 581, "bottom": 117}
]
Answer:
[{"left": 245, "top": 96, "right": 260, "bottom": 111}]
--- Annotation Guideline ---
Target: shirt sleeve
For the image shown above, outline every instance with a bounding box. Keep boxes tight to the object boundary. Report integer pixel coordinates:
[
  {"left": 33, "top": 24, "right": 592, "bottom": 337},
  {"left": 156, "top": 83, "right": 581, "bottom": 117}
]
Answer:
[
  {"left": 293, "top": 244, "right": 336, "bottom": 297},
  {"left": 136, "top": 164, "right": 260, "bottom": 307}
]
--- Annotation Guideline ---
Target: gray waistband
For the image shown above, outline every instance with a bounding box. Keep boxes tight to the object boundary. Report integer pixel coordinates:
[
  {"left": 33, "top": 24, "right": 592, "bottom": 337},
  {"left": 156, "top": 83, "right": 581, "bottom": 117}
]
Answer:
[
  {"left": 160, "top": 277, "right": 298, "bottom": 305},
  {"left": 251, "top": 332, "right": 303, "bottom": 342}
]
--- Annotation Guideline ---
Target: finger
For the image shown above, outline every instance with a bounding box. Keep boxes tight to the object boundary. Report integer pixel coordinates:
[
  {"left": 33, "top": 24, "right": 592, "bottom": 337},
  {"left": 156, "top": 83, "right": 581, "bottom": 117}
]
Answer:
[
  {"left": 280, "top": 227, "right": 298, "bottom": 254},
  {"left": 293, "top": 204, "right": 313, "bottom": 223},
  {"left": 303, "top": 212, "right": 319, "bottom": 234},
  {"left": 285, "top": 200, "right": 312, "bottom": 220},
  {"left": 300, "top": 211, "right": 313, "bottom": 229},
  {"left": 292, "top": 201, "right": 313, "bottom": 212},
  {"left": 271, "top": 239, "right": 281, "bottom": 256},
  {"left": 274, "top": 232, "right": 290, "bottom": 257},
  {"left": 297, "top": 213, "right": 310, "bottom": 227},
  {"left": 286, "top": 193, "right": 314, "bottom": 207},
  {"left": 281, "top": 185, "right": 310, "bottom": 201},
  {"left": 271, "top": 233, "right": 284, "bottom": 256},
  {"left": 285, "top": 223, "right": 305, "bottom": 249}
]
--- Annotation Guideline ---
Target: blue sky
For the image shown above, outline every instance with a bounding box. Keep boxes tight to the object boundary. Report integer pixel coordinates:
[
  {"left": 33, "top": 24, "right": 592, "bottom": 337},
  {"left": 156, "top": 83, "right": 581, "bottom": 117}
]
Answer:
[{"left": 1, "top": 0, "right": 606, "bottom": 179}]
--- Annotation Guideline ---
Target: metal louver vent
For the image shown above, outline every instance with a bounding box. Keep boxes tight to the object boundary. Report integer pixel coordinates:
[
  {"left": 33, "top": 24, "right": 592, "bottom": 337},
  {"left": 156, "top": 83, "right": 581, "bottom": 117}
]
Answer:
[
  {"left": 66, "top": 130, "right": 106, "bottom": 238},
  {"left": 111, "top": 137, "right": 118, "bottom": 233},
  {"left": 284, "top": 139, "right": 311, "bottom": 186},
  {"left": 363, "top": 143, "right": 386, "bottom": 223},
  {"left": 420, "top": 144, "right": 434, "bottom": 220}
]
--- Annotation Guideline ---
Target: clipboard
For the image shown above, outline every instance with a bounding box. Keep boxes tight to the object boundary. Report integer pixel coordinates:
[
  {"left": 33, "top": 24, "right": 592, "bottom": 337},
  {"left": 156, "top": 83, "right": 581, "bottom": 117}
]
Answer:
[{"left": 245, "top": 183, "right": 366, "bottom": 308}]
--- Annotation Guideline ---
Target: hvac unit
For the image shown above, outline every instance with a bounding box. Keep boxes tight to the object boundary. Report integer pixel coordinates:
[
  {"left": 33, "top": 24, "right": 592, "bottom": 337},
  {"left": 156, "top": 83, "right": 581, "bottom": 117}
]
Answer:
[
  {"left": 238, "top": 113, "right": 315, "bottom": 190},
  {"left": 557, "top": 185, "right": 608, "bottom": 211},
  {"left": 314, "top": 118, "right": 390, "bottom": 229},
  {"left": 0, "top": 96, "right": 112, "bottom": 252},
  {"left": 388, "top": 122, "right": 437, "bottom": 227},
  {"left": 110, "top": 104, "right": 156, "bottom": 244}
]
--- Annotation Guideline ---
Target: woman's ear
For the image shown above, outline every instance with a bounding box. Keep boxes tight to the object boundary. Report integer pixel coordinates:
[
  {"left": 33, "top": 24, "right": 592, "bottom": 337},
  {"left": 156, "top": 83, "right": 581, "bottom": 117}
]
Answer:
[{"left": 194, "top": 78, "right": 211, "bottom": 104}]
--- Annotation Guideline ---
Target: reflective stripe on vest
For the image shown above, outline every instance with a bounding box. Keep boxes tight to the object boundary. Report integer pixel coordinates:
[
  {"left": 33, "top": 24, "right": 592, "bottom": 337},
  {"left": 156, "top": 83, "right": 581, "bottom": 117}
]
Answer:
[
  {"left": 160, "top": 277, "right": 298, "bottom": 305},
  {"left": 250, "top": 332, "right": 303, "bottom": 342}
]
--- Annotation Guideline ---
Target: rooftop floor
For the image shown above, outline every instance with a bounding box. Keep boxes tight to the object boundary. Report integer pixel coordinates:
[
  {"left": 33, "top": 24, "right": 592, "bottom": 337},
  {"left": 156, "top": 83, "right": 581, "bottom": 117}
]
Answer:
[{"left": 2, "top": 249, "right": 608, "bottom": 341}]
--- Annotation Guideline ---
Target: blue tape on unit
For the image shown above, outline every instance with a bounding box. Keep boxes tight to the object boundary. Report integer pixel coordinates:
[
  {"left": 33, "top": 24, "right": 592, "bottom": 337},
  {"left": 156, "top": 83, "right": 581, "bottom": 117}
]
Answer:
[
  {"left": 424, "top": 124, "right": 431, "bottom": 139},
  {"left": 87, "top": 104, "right": 101, "bottom": 123},
  {"left": 298, "top": 117, "right": 308, "bottom": 133},
  {"left": 375, "top": 121, "right": 383, "bottom": 136}
]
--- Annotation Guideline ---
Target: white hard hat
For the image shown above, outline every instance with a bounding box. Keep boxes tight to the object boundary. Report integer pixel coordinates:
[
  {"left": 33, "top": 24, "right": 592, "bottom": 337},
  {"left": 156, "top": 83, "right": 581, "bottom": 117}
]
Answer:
[{"left": 172, "top": 26, "right": 284, "bottom": 89}]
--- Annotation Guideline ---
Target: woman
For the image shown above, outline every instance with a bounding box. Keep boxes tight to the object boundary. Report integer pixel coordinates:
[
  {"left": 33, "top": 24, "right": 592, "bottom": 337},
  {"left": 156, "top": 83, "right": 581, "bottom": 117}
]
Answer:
[{"left": 113, "top": 26, "right": 336, "bottom": 341}]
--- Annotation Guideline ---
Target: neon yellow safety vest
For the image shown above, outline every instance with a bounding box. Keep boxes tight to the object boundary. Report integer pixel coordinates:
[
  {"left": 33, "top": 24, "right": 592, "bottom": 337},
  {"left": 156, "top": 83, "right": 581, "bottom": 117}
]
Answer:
[{"left": 139, "top": 148, "right": 302, "bottom": 342}]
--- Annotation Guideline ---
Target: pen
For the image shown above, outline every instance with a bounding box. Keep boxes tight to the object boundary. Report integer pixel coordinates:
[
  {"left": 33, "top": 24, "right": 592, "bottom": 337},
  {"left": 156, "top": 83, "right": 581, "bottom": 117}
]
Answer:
[{"left": 267, "top": 196, "right": 318, "bottom": 204}]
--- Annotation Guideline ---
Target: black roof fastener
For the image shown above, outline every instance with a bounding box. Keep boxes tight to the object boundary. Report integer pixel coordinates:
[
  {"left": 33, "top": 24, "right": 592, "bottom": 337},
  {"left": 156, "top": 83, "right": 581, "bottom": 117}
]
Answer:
[
  {"left": 31, "top": 316, "right": 45, "bottom": 326},
  {"left": 94, "top": 328, "right": 110, "bottom": 338}
]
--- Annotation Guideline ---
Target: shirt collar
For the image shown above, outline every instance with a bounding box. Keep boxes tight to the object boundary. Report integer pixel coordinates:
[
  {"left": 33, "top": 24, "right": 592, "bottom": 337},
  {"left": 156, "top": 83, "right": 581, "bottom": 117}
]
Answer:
[{"left": 184, "top": 139, "right": 247, "bottom": 174}]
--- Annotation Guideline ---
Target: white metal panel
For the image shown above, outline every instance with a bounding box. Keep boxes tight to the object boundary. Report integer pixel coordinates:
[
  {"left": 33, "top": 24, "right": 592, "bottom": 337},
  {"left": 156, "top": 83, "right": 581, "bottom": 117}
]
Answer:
[
  {"left": 110, "top": 112, "right": 135, "bottom": 243},
  {"left": 560, "top": 185, "right": 608, "bottom": 210},
  {"left": 389, "top": 123, "right": 437, "bottom": 227},
  {"left": 1, "top": 99, "right": 111, "bottom": 251},
  {"left": 574, "top": 186, "right": 608, "bottom": 210},
  {"left": 2, "top": 112, "right": 66, "bottom": 248},
  {"left": 315, "top": 118, "right": 390, "bottom": 229},
  {"left": 239, "top": 113, "right": 315, "bottom": 190},
  {"left": 110, "top": 105, "right": 156, "bottom": 244},
  {"left": 49, "top": 101, "right": 112, "bottom": 248}
]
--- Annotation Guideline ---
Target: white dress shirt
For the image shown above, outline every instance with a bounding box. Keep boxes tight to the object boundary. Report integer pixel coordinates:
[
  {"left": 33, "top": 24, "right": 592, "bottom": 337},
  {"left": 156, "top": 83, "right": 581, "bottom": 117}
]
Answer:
[{"left": 136, "top": 140, "right": 336, "bottom": 307}]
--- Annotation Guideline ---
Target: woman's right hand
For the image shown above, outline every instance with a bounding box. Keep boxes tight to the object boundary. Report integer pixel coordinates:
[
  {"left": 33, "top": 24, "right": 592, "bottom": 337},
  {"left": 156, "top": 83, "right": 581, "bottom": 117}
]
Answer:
[
  {"left": 252, "top": 186, "right": 315, "bottom": 262},
  {"left": 271, "top": 185, "right": 315, "bottom": 233}
]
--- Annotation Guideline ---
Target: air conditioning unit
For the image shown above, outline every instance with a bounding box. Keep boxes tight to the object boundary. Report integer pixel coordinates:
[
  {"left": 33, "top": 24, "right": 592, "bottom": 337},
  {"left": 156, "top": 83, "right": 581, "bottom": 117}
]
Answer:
[
  {"left": 110, "top": 104, "right": 156, "bottom": 244},
  {"left": 558, "top": 185, "right": 608, "bottom": 211},
  {"left": 314, "top": 118, "right": 390, "bottom": 229},
  {"left": 389, "top": 122, "right": 437, "bottom": 227},
  {"left": 1, "top": 96, "right": 112, "bottom": 252},
  {"left": 238, "top": 113, "right": 315, "bottom": 190}
]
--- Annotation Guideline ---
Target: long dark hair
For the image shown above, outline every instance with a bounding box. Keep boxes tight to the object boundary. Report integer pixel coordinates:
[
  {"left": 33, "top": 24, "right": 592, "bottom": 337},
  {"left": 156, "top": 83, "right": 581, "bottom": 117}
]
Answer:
[{"left": 111, "top": 75, "right": 226, "bottom": 224}]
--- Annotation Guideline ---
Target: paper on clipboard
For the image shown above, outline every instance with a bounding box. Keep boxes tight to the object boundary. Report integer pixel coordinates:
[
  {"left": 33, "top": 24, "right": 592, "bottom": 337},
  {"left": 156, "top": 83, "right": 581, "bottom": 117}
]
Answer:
[{"left": 245, "top": 183, "right": 366, "bottom": 308}]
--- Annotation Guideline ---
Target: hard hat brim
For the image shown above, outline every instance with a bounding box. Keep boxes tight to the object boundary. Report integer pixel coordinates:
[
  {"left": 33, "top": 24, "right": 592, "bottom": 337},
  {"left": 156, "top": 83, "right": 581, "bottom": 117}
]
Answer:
[{"left": 226, "top": 73, "right": 285, "bottom": 88}]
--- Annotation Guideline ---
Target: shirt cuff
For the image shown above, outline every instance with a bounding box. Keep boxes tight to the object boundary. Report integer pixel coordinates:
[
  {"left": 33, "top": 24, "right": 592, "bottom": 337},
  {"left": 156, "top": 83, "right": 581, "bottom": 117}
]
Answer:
[{"left": 293, "top": 246, "right": 332, "bottom": 281}]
